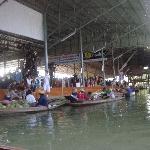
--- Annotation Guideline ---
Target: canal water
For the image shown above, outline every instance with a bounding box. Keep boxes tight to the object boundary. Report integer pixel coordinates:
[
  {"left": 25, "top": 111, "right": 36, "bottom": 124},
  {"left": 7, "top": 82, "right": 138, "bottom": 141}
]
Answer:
[{"left": 0, "top": 90, "right": 150, "bottom": 150}]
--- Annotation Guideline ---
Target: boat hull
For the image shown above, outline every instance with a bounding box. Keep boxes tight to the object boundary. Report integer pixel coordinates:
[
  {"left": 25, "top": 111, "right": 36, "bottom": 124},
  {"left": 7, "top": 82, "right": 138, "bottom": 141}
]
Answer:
[
  {"left": 0, "top": 101, "right": 66, "bottom": 116},
  {"left": 66, "top": 97, "right": 124, "bottom": 107},
  {"left": 0, "top": 145, "right": 24, "bottom": 150}
]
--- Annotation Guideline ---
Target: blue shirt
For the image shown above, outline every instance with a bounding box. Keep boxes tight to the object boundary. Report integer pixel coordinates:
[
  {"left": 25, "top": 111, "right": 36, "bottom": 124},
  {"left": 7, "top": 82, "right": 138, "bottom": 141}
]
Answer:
[
  {"left": 37, "top": 95, "right": 48, "bottom": 106},
  {"left": 14, "top": 72, "right": 23, "bottom": 83},
  {"left": 72, "top": 92, "right": 77, "bottom": 97},
  {"left": 127, "top": 87, "right": 132, "bottom": 94}
]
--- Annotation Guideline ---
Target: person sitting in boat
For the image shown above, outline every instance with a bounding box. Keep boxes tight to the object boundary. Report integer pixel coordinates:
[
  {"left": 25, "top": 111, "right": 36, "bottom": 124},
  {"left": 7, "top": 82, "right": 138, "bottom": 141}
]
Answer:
[
  {"left": 4, "top": 89, "right": 12, "bottom": 100},
  {"left": 109, "top": 89, "right": 116, "bottom": 99},
  {"left": 0, "top": 89, "right": 12, "bottom": 106},
  {"left": 135, "top": 86, "right": 139, "bottom": 93},
  {"left": 10, "top": 88, "right": 20, "bottom": 100},
  {"left": 26, "top": 90, "right": 36, "bottom": 107},
  {"left": 87, "top": 92, "right": 92, "bottom": 99},
  {"left": 36, "top": 89, "right": 48, "bottom": 107},
  {"left": 69, "top": 88, "right": 78, "bottom": 103},
  {"left": 6, "top": 88, "right": 20, "bottom": 101},
  {"left": 101, "top": 87, "right": 112, "bottom": 99},
  {"left": 0, "top": 88, "right": 20, "bottom": 106},
  {"left": 77, "top": 88, "right": 88, "bottom": 101},
  {"left": 17, "top": 80, "right": 26, "bottom": 99},
  {"left": 125, "top": 86, "right": 132, "bottom": 97}
]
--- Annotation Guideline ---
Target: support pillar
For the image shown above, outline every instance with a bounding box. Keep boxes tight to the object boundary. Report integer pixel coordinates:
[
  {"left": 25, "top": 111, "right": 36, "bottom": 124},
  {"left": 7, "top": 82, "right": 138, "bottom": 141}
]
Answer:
[
  {"left": 43, "top": 12, "right": 49, "bottom": 71},
  {"left": 102, "top": 49, "right": 106, "bottom": 86},
  {"left": 112, "top": 48, "right": 116, "bottom": 78},
  {"left": 148, "top": 74, "right": 149, "bottom": 85},
  {"left": 74, "top": 63, "right": 76, "bottom": 74},
  {"left": 80, "top": 30, "right": 85, "bottom": 87},
  {"left": 3, "top": 49, "right": 6, "bottom": 75},
  {"left": 17, "top": 58, "right": 20, "bottom": 69},
  {"left": 86, "top": 63, "right": 88, "bottom": 79}
]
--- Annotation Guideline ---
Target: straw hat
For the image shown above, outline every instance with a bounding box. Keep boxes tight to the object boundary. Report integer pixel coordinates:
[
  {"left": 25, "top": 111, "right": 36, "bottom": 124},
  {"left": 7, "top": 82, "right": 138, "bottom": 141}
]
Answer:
[
  {"left": 39, "top": 89, "right": 45, "bottom": 94},
  {"left": 80, "top": 88, "right": 85, "bottom": 92},
  {"left": 73, "top": 88, "right": 78, "bottom": 92}
]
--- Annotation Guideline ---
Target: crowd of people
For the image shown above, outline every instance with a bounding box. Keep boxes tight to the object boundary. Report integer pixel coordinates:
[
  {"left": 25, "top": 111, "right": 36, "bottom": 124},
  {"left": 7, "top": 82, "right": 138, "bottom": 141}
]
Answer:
[
  {"left": 0, "top": 67, "right": 140, "bottom": 108},
  {"left": 52, "top": 74, "right": 110, "bottom": 88},
  {"left": 65, "top": 86, "right": 116, "bottom": 103},
  {"left": 65, "top": 80, "right": 138, "bottom": 103},
  {"left": 0, "top": 70, "right": 51, "bottom": 107}
]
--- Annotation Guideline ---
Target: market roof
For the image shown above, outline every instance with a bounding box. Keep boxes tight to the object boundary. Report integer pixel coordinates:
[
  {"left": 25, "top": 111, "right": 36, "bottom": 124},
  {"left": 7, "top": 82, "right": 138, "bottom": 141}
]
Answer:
[{"left": 1, "top": 0, "right": 150, "bottom": 74}]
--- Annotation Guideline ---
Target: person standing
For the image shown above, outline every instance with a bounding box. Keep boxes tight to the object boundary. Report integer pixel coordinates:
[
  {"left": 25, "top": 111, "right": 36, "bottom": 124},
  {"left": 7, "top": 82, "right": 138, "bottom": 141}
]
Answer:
[
  {"left": 26, "top": 75, "right": 32, "bottom": 88},
  {"left": 43, "top": 70, "right": 50, "bottom": 97}
]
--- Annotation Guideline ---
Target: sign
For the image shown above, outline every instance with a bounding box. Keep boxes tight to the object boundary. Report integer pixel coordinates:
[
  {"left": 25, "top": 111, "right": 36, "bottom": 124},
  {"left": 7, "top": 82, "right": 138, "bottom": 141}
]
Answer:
[
  {"left": 83, "top": 58, "right": 107, "bottom": 63},
  {"left": 48, "top": 54, "right": 80, "bottom": 64},
  {"left": 83, "top": 51, "right": 106, "bottom": 62},
  {"left": 41, "top": 51, "right": 109, "bottom": 65},
  {"left": 83, "top": 51, "right": 94, "bottom": 59}
]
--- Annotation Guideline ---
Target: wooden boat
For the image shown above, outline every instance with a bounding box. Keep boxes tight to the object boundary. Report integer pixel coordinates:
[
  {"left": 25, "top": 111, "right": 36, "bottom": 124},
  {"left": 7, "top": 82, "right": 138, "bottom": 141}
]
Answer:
[
  {"left": 66, "top": 96, "right": 124, "bottom": 107},
  {"left": 0, "top": 145, "right": 24, "bottom": 150},
  {"left": 0, "top": 101, "right": 66, "bottom": 116}
]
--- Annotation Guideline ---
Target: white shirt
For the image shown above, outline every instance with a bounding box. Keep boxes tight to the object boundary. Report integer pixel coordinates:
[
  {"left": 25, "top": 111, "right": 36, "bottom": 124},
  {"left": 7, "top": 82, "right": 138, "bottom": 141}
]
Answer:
[
  {"left": 44, "top": 74, "right": 50, "bottom": 86},
  {"left": 26, "top": 94, "right": 36, "bottom": 104},
  {"left": 27, "top": 78, "right": 32, "bottom": 86}
]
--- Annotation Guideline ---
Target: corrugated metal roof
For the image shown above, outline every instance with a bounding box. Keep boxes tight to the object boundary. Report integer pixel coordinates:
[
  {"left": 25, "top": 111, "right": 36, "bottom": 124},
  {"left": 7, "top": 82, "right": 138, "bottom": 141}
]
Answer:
[{"left": 1, "top": 0, "right": 150, "bottom": 74}]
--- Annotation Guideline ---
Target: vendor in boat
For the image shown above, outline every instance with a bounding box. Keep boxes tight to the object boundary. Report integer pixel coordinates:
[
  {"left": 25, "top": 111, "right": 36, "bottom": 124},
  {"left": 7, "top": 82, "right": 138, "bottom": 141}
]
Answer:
[
  {"left": 125, "top": 86, "right": 132, "bottom": 97},
  {"left": 0, "top": 90, "right": 12, "bottom": 106},
  {"left": 77, "top": 88, "right": 88, "bottom": 101},
  {"left": 69, "top": 88, "right": 78, "bottom": 103},
  {"left": 101, "top": 87, "right": 111, "bottom": 99},
  {"left": 26, "top": 90, "right": 36, "bottom": 107},
  {"left": 0, "top": 88, "right": 20, "bottom": 106},
  {"left": 66, "top": 88, "right": 89, "bottom": 103},
  {"left": 36, "top": 89, "right": 48, "bottom": 107},
  {"left": 9, "top": 88, "right": 20, "bottom": 100}
]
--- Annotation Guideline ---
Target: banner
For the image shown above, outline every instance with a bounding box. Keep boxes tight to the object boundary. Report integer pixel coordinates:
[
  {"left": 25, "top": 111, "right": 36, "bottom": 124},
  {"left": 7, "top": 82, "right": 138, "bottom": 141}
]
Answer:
[
  {"left": 40, "top": 51, "right": 108, "bottom": 65},
  {"left": 48, "top": 54, "right": 80, "bottom": 64},
  {"left": 83, "top": 51, "right": 108, "bottom": 62}
]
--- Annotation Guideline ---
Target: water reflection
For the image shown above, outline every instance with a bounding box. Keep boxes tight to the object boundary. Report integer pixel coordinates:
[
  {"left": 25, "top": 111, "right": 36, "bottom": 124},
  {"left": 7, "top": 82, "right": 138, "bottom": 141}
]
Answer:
[
  {"left": 27, "top": 115, "right": 37, "bottom": 128},
  {"left": 111, "top": 101, "right": 117, "bottom": 114},
  {"left": 27, "top": 112, "right": 54, "bottom": 131},
  {"left": 0, "top": 112, "right": 55, "bottom": 150},
  {"left": 145, "top": 93, "right": 150, "bottom": 120},
  {"left": 126, "top": 96, "right": 136, "bottom": 111}
]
